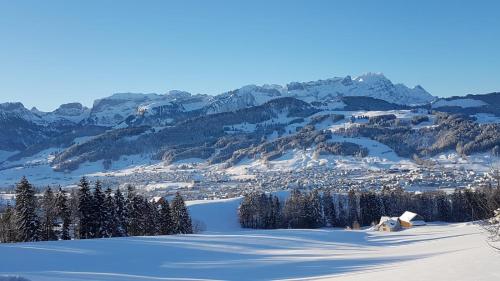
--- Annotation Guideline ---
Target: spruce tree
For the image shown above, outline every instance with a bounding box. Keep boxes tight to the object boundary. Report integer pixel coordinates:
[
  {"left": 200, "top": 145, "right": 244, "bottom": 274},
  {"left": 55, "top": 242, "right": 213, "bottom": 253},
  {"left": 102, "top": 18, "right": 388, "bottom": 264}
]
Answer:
[
  {"left": 114, "top": 188, "right": 127, "bottom": 236},
  {"left": 158, "top": 198, "right": 173, "bottom": 235},
  {"left": 337, "top": 197, "right": 348, "bottom": 227},
  {"left": 347, "top": 189, "right": 359, "bottom": 227},
  {"left": 0, "top": 204, "right": 16, "bottom": 243},
  {"left": 283, "top": 189, "right": 306, "bottom": 228},
  {"left": 360, "top": 191, "right": 382, "bottom": 226},
  {"left": 125, "top": 185, "right": 143, "bottom": 236},
  {"left": 15, "top": 177, "right": 40, "bottom": 242},
  {"left": 271, "top": 195, "right": 282, "bottom": 229},
  {"left": 77, "top": 177, "right": 93, "bottom": 239},
  {"left": 307, "top": 189, "right": 324, "bottom": 228},
  {"left": 171, "top": 192, "right": 192, "bottom": 234},
  {"left": 55, "top": 188, "right": 71, "bottom": 240},
  {"left": 102, "top": 187, "right": 117, "bottom": 238},
  {"left": 92, "top": 180, "right": 106, "bottom": 238},
  {"left": 40, "top": 187, "right": 58, "bottom": 241},
  {"left": 322, "top": 190, "right": 336, "bottom": 227}
]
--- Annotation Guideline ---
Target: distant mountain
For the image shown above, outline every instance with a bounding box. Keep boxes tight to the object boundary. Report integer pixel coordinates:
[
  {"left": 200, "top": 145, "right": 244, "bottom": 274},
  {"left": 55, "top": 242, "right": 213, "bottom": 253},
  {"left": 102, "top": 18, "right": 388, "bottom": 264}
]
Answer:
[
  {"left": 2, "top": 73, "right": 498, "bottom": 182},
  {"left": 1, "top": 73, "right": 435, "bottom": 128}
]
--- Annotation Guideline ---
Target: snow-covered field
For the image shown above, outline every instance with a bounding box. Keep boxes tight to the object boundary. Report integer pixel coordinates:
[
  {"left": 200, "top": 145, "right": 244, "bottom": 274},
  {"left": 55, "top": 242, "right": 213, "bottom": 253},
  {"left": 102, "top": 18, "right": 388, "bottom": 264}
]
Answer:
[{"left": 1, "top": 198, "right": 499, "bottom": 281}]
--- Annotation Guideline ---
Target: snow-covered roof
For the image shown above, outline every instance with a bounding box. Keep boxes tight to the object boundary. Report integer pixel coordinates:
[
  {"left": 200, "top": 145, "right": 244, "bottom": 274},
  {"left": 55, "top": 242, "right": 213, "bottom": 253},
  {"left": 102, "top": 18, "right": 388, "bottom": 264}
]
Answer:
[
  {"left": 399, "top": 211, "right": 424, "bottom": 223},
  {"left": 377, "top": 216, "right": 400, "bottom": 229}
]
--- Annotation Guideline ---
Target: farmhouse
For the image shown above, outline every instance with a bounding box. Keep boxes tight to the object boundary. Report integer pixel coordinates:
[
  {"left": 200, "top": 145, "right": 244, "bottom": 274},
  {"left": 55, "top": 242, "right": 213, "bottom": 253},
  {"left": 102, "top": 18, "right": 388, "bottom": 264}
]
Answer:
[
  {"left": 399, "top": 211, "right": 426, "bottom": 228},
  {"left": 375, "top": 216, "right": 401, "bottom": 232}
]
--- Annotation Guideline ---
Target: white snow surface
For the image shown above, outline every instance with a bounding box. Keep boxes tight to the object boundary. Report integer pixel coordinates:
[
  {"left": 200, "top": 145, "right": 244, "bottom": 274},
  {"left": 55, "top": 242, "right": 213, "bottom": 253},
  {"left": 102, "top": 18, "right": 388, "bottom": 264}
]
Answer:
[{"left": 0, "top": 197, "right": 498, "bottom": 281}]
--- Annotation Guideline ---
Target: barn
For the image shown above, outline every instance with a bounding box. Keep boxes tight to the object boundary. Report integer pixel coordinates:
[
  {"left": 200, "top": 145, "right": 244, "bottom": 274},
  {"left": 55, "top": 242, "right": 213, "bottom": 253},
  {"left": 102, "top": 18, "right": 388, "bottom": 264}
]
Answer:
[
  {"left": 375, "top": 216, "right": 401, "bottom": 232},
  {"left": 399, "top": 211, "right": 426, "bottom": 228}
]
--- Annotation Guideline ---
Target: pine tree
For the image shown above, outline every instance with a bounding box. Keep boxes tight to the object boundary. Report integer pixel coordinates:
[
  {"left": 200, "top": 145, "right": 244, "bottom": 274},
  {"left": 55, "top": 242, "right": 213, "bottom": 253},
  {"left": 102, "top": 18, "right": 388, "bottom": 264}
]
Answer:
[
  {"left": 0, "top": 204, "right": 16, "bottom": 243},
  {"left": 40, "top": 187, "right": 58, "bottom": 241},
  {"left": 359, "top": 191, "right": 382, "bottom": 226},
  {"left": 68, "top": 188, "right": 80, "bottom": 236},
  {"left": 102, "top": 187, "right": 117, "bottom": 238},
  {"left": 77, "top": 177, "right": 93, "bottom": 239},
  {"left": 55, "top": 188, "right": 71, "bottom": 240},
  {"left": 270, "top": 195, "right": 281, "bottom": 229},
  {"left": 114, "top": 188, "right": 127, "bottom": 237},
  {"left": 158, "top": 198, "right": 173, "bottom": 235},
  {"left": 171, "top": 192, "right": 192, "bottom": 234},
  {"left": 125, "top": 185, "right": 143, "bottom": 236},
  {"left": 283, "top": 189, "right": 308, "bottom": 228},
  {"left": 337, "top": 197, "right": 348, "bottom": 227},
  {"left": 322, "top": 190, "right": 336, "bottom": 227},
  {"left": 92, "top": 180, "right": 106, "bottom": 238},
  {"left": 15, "top": 177, "right": 40, "bottom": 242},
  {"left": 238, "top": 194, "right": 252, "bottom": 228},
  {"left": 347, "top": 189, "right": 359, "bottom": 227},
  {"left": 306, "top": 189, "right": 324, "bottom": 228},
  {"left": 141, "top": 198, "right": 158, "bottom": 236}
]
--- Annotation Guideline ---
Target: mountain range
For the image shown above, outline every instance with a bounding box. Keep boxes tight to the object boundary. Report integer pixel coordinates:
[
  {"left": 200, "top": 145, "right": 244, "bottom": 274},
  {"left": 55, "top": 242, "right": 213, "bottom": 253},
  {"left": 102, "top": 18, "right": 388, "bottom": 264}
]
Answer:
[{"left": 0, "top": 73, "right": 498, "bottom": 184}]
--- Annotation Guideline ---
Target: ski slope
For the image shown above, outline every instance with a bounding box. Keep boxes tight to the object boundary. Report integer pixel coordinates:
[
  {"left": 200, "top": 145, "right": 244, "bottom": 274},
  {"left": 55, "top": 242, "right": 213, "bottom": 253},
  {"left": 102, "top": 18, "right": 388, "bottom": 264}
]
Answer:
[{"left": 0, "top": 199, "right": 499, "bottom": 281}]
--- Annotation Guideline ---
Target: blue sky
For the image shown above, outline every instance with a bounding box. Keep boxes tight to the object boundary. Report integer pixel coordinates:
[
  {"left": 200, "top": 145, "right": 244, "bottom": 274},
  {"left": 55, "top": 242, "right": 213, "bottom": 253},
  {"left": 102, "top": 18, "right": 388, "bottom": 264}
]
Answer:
[{"left": 0, "top": 0, "right": 499, "bottom": 111}]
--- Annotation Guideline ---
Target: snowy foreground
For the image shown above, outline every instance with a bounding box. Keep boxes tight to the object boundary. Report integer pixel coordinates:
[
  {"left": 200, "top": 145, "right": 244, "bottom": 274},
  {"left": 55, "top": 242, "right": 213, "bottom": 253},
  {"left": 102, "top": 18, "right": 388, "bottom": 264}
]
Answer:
[{"left": 1, "top": 199, "right": 499, "bottom": 281}]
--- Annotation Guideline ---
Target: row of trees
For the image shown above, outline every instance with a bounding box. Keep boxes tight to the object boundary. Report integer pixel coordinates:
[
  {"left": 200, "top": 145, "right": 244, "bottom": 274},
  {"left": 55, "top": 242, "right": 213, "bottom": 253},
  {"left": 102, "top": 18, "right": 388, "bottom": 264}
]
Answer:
[
  {"left": 239, "top": 186, "right": 500, "bottom": 229},
  {"left": 0, "top": 177, "right": 193, "bottom": 243}
]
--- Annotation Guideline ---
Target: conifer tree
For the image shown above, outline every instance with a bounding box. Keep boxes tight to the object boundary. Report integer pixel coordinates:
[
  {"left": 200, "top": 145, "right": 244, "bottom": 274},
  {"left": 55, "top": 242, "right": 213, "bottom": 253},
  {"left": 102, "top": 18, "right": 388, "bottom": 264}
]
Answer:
[
  {"left": 77, "top": 177, "right": 93, "bottom": 239},
  {"left": 347, "top": 190, "right": 359, "bottom": 227},
  {"left": 171, "top": 192, "right": 192, "bottom": 234},
  {"left": 270, "top": 195, "right": 281, "bottom": 229},
  {"left": 360, "top": 191, "right": 382, "bottom": 226},
  {"left": 306, "top": 189, "right": 324, "bottom": 228},
  {"left": 40, "top": 187, "right": 58, "bottom": 241},
  {"left": 141, "top": 198, "right": 158, "bottom": 236},
  {"left": 102, "top": 187, "right": 117, "bottom": 238},
  {"left": 0, "top": 204, "right": 16, "bottom": 243},
  {"left": 158, "top": 198, "right": 173, "bottom": 235},
  {"left": 15, "top": 177, "right": 40, "bottom": 242},
  {"left": 125, "top": 185, "right": 143, "bottom": 236},
  {"left": 114, "top": 188, "right": 127, "bottom": 236},
  {"left": 322, "top": 190, "right": 336, "bottom": 227},
  {"left": 92, "top": 180, "right": 106, "bottom": 238},
  {"left": 283, "top": 189, "right": 307, "bottom": 228},
  {"left": 55, "top": 188, "right": 71, "bottom": 240},
  {"left": 337, "top": 197, "right": 348, "bottom": 227}
]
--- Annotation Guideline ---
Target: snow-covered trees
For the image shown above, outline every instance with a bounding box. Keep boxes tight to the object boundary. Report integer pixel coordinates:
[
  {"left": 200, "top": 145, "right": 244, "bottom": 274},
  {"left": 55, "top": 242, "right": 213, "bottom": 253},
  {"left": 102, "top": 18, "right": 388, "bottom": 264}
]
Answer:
[
  {"left": 15, "top": 177, "right": 40, "bottom": 242},
  {"left": 0, "top": 177, "right": 194, "bottom": 243},
  {"left": 0, "top": 205, "right": 16, "bottom": 243},
  {"left": 77, "top": 177, "right": 93, "bottom": 239},
  {"left": 171, "top": 192, "right": 193, "bottom": 234},
  {"left": 114, "top": 188, "right": 127, "bottom": 237},
  {"left": 92, "top": 181, "right": 106, "bottom": 238},
  {"left": 238, "top": 192, "right": 281, "bottom": 229},
  {"left": 55, "top": 188, "right": 71, "bottom": 240},
  {"left": 322, "top": 190, "right": 336, "bottom": 227},
  {"left": 158, "top": 198, "right": 173, "bottom": 235},
  {"left": 40, "top": 187, "right": 57, "bottom": 241},
  {"left": 102, "top": 187, "right": 117, "bottom": 238},
  {"left": 239, "top": 187, "right": 500, "bottom": 230}
]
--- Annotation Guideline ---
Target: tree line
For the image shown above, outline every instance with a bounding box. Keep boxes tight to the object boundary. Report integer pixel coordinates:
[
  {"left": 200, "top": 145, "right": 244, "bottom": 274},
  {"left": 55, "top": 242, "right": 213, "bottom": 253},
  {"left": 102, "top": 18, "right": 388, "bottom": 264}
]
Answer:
[
  {"left": 0, "top": 177, "right": 193, "bottom": 243},
  {"left": 239, "top": 186, "right": 500, "bottom": 229}
]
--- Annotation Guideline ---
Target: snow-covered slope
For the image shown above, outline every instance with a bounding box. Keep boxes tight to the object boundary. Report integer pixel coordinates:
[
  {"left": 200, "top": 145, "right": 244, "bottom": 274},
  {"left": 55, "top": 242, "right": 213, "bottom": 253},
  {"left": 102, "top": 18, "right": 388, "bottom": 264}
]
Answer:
[
  {"left": 4, "top": 73, "right": 433, "bottom": 128},
  {"left": 32, "top": 103, "right": 90, "bottom": 124},
  {"left": 0, "top": 102, "right": 45, "bottom": 124},
  {"left": 0, "top": 205, "right": 497, "bottom": 281},
  {"left": 285, "top": 73, "right": 434, "bottom": 106}
]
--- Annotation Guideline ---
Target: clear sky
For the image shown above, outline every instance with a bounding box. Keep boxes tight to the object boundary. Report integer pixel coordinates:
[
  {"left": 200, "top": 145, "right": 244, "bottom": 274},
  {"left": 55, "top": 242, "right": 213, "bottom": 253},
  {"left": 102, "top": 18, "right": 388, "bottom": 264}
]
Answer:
[{"left": 0, "top": 0, "right": 499, "bottom": 111}]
